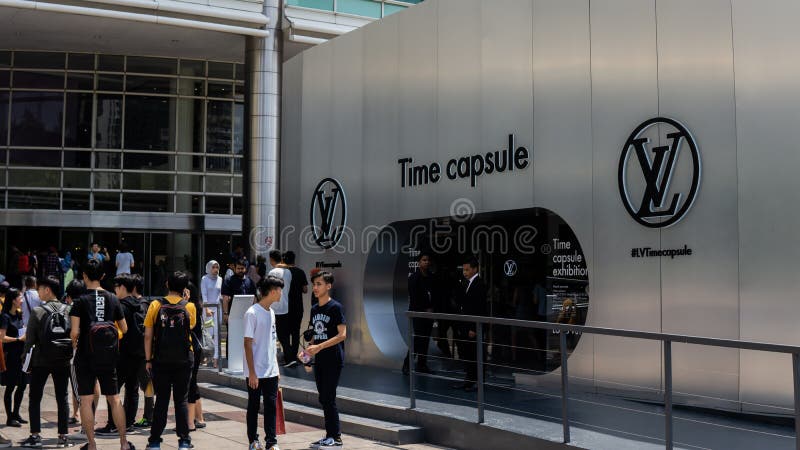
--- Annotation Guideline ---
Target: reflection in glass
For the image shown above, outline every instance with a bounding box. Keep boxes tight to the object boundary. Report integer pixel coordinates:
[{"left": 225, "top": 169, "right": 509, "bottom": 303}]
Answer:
[
  {"left": 96, "top": 94, "right": 123, "bottom": 148},
  {"left": 125, "top": 96, "right": 176, "bottom": 151},
  {"left": 179, "top": 79, "right": 204, "bottom": 97},
  {"left": 177, "top": 175, "right": 202, "bottom": 192},
  {"left": 176, "top": 194, "right": 202, "bottom": 214},
  {"left": 0, "top": 92, "right": 8, "bottom": 145},
  {"left": 177, "top": 154, "right": 202, "bottom": 172},
  {"left": 233, "top": 196, "right": 242, "bottom": 215},
  {"left": 206, "top": 156, "right": 230, "bottom": 173},
  {"left": 205, "top": 196, "right": 230, "bottom": 214},
  {"left": 14, "top": 52, "right": 65, "bottom": 69},
  {"left": 63, "top": 151, "right": 92, "bottom": 168},
  {"left": 233, "top": 176, "right": 243, "bottom": 194},
  {"left": 234, "top": 102, "right": 244, "bottom": 155},
  {"left": 206, "top": 176, "right": 231, "bottom": 194},
  {"left": 8, "top": 190, "right": 59, "bottom": 209},
  {"left": 62, "top": 191, "right": 90, "bottom": 210},
  {"left": 62, "top": 171, "right": 91, "bottom": 189},
  {"left": 177, "top": 99, "right": 203, "bottom": 153},
  {"left": 8, "top": 150, "right": 61, "bottom": 167},
  {"left": 123, "top": 172, "right": 173, "bottom": 191},
  {"left": 206, "top": 100, "right": 231, "bottom": 153},
  {"left": 94, "top": 172, "right": 120, "bottom": 189},
  {"left": 94, "top": 152, "right": 120, "bottom": 169},
  {"left": 124, "top": 152, "right": 173, "bottom": 171},
  {"left": 13, "top": 71, "right": 64, "bottom": 89},
  {"left": 64, "top": 93, "right": 93, "bottom": 148},
  {"left": 93, "top": 192, "right": 120, "bottom": 211},
  {"left": 180, "top": 60, "right": 205, "bottom": 77},
  {"left": 8, "top": 169, "right": 60, "bottom": 187},
  {"left": 124, "top": 192, "right": 173, "bottom": 212},
  {"left": 10, "top": 91, "right": 63, "bottom": 147},
  {"left": 126, "top": 56, "right": 177, "bottom": 75}
]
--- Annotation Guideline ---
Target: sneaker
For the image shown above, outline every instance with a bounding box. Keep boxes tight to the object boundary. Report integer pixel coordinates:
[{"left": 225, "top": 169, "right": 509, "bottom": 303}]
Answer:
[
  {"left": 5, "top": 419, "right": 21, "bottom": 427},
  {"left": 284, "top": 360, "right": 298, "bottom": 368},
  {"left": 145, "top": 444, "right": 161, "bottom": 450},
  {"left": 134, "top": 418, "right": 151, "bottom": 428},
  {"left": 0, "top": 434, "right": 10, "bottom": 448},
  {"left": 319, "top": 437, "right": 343, "bottom": 450},
  {"left": 57, "top": 435, "right": 75, "bottom": 448},
  {"left": 20, "top": 434, "right": 42, "bottom": 448},
  {"left": 94, "top": 424, "right": 117, "bottom": 436},
  {"left": 67, "top": 429, "right": 86, "bottom": 439},
  {"left": 178, "top": 440, "right": 191, "bottom": 450},
  {"left": 249, "top": 441, "right": 264, "bottom": 450},
  {"left": 14, "top": 414, "right": 29, "bottom": 424}
]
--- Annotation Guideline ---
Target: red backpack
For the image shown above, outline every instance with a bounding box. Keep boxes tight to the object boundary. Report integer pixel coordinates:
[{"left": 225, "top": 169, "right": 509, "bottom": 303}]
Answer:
[{"left": 17, "top": 254, "right": 30, "bottom": 274}]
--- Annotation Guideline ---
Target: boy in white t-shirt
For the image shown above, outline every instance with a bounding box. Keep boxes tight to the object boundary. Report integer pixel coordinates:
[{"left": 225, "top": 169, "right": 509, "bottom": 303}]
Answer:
[{"left": 244, "top": 275, "right": 284, "bottom": 450}]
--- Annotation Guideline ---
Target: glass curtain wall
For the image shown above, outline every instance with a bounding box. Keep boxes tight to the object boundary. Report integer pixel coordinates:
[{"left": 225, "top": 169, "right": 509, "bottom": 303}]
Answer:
[{"left": 0, "top": 51, "right": 244, "bottom": 215}]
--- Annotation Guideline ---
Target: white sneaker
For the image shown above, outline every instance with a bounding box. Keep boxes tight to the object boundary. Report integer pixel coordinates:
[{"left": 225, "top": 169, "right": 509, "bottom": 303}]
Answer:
[
  {"left": 309, "top": 438, "right": 326, "bottom": 449},
  {"left": 249, "top": 440, "right": 264, "bottom": 450},
  {"left": 312, "top": 437, "right": 342, "bottom": 449}
]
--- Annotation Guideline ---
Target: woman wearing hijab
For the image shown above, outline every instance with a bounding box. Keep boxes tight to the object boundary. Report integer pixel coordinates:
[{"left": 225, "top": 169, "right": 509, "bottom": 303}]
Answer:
[{"left": 200, "top": 260, "right": 222, "bottom": 368}]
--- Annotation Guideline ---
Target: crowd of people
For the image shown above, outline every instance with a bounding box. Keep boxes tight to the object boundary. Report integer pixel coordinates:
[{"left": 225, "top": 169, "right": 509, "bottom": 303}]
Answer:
[{"left": 0, "top": 243, "right": 348, "bottom": 450}]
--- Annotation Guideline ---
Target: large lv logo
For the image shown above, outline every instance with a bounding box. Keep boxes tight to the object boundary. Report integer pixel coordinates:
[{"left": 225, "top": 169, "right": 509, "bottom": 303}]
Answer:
[
  {"left": 632, "top": 131, "right": 685, "bottom": 218},
  {"left": 315, "top": 187, "right": 341, "bottom": 241},
  {"left": 310, "top": 178, "right": 348, "bottom": 249}
]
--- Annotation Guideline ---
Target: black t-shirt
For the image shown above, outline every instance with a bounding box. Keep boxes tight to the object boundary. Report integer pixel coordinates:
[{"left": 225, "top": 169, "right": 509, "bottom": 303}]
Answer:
[
  {"left": 288, "top": 267, "right": 308, "bottom": 314},
  {"left": 0, "top": 312, "right": 24, "bottom": 354},
  {"left": 69, "top": 289, "right": 124, "bottom": 359},
  {"left": 221, "top": 275, "right": 256, "bottom": 298},
  {"left": 309, "top": 299, "right": 346, "bottom": 366}
]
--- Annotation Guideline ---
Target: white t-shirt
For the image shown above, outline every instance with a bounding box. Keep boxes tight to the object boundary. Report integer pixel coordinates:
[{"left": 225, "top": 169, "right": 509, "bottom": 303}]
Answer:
[
  {"left": 267, "top": 267, "right": 291, "bottom": 315},
  {"left": 21, "top": 290, "right": 43, "bottom": 327},
  {"left": 116, "top": 252, "right": 134, "bottom": 275},
  {"left": 243, "top": 303, "right": 279, "bottom": 379}
]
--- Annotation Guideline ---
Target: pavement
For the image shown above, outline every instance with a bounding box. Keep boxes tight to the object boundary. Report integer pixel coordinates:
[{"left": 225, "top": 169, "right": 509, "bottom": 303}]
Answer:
[{"left": 0, "top": 383, "right": 450, "bottom": 450}]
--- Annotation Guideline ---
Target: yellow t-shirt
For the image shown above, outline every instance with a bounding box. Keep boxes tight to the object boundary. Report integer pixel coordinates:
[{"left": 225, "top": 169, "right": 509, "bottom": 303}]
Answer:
[{"left": 144, "top": 295, "right": 197, "bottom": 349}]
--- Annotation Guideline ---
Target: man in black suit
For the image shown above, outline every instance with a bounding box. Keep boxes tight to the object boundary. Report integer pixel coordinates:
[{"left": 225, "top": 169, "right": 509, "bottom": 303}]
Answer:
[
  {"left": 403, "top": 252, "right": 435, "bottom": 375},
  {"left": 453, "top": 256, "right": 487, "bottom": 392}
]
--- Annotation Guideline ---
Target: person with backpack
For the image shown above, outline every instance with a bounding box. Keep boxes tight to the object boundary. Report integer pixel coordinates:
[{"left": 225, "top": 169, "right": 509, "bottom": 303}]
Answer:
[
  {"left": 143, "top": 271, "right": 197, "bottom": 450},
  {"left": 68, "top": 259, "right": 134, "bottom": 450},
  {"left": 129, "top": 274, "right": 154, "bottom": 429},
  {"left": 0, "top": 288, "right": 27, "bottom": 429},
  {"left": 20, "top": 275, "right": 75, "bottom": 448},
  {"left": 95, "top": 274, "right": 149, "bottom": 435}
]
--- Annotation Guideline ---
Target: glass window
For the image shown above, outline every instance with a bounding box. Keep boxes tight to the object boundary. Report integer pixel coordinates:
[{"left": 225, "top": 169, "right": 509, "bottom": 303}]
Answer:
[
  {"left": 8, "top": 189, "right": 59, "bottom": 209},
  {"left": 94, "top": 172, "right": 121, "bottom": 189},
  {"left": 98, "top": 55, "right": 124, "bottom": 72},
  {"left": 176, "top": 154, "right": 202, "bottom": 172},
  {"left": 384, "top": 3, "right": 406, "bottom": 16},
  {"left": 176, "top": 194, "right": 201, "bottom": 213},
  {"left": 178, "top": 99, "right": 204, "bottom": 153},
  {"left": 233, "top": 196, "right": 242, "bottom": 215},
  {"left": 337, "top": 0, "right": 381, "bottom": 17},
  {"left": 287, "top": 0, "right": 334, "bottom": 11},
  {"left": 64, "top": 93, "right": 93, "bottom": 148},
  {"left": 96, "top": 94, "right": 123, "bottom": 148},
  {"left": 235, "top": 63, "right": 245, "bottom": 80},
  {"left": 64, "top": 150, "right": 92, "bottom": 168},
  {"left": 124, "top": 96, "right": 176, "bottom": 151},
  {"left": 206, "top": 100, "right": 231, "bottom": 154},
  {"left": 62, "top": 171, "right": 91, "bottom": 189},
  {"left": 8, "top": 149, "right": 61, "bottom": 167},
  {"left": 93, "top": 192, "right": 120, "bottom": 211},
  {"left": 233, "top": 157, "right": 243, "bottom": 174},
  {"left": 234, "top": 83, "right": 244, "bottom": 102},
  {"left": 123, "top": 172, "right": 172, "bottom": 191},
  {"left": 13, "top": 71, "right": 64, "bottom": 89},
  {"left": 8, "top": 169, "right": 60, "bottom": 188},
  {"left": 126, "top": 76, "right": 177, "bottom": 94},
  {"left": 124, "top": 152, "right": 173, "bottom": 171},
  {"left": 94, "top": 152, "right": 121, "bottom": 169},
  {"left": 97, "top": 74, "right": 124, "bottom": 91},
  {"left": 0, "top": 52, "right": 10, "bottom": 68},
  {"left": 207, "top": 82, "right": 233, "bottom": 99},
  {"left": 205, "top": 196, "right": 230, "bottom": 214},
  {"left": 123, "top": 192, "right": 173, "bottom": 212},
  {"left": 177, "top": 174, "right": 202, "bottom": 192},
  {"left": 68, "top": 53, "right": 95, "bottom": 70},
  {"left": 0, "top": 169, "right": 5, "bottom": 186},
  {"left": 180, "top": 60, "right": 205, "bottom": 77},
  {"left": 10, "top": 91, "right": 63, "bottom": 147},
  {"left": 66, "top": 73, "right": 94, "bottom": 90},
  {"left": 208, "top": 62, "right": 233, "bottom": 79},
  {"left": 0, "top": 149, "right": 6, "bottom": 165},
  {"left": 179, "top": 79, "right": 204, "bottom": 97},
  {"left": 0, "top": 71, "right": 9, "bottom": 88},
  {"left": 206, "top": 176, "right": 231, "bottom": 194},
  {"left": 206, "top": 156, "right": 231, "bottom": 173},
  {"left": 126, "top": 56, "right": 177, "bottom": 75},
  {"left": 0, "top": 92, "right": 7, "bottom": 145},
  {"left": 14, "top": 52, "right": 65, "bottom": 70},
  {"left": 62, "top": 191, "right": 90, "bottom": 210},
  {"left": 234, "top": 102, "right": 244, "bottom": 155},
  {"left": 233, "top": 176, "right": 242, "bottom": 194}
]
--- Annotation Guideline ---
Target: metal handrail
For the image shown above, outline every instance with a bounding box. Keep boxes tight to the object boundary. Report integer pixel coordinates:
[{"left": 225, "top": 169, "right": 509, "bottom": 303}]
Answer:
[{"left": 406, "top": 311, "right": 800, "bottom": 450}]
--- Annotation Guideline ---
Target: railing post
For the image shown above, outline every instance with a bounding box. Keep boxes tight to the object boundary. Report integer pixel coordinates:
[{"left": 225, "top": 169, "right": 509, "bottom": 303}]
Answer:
[
  {"left": 664, "top": 340, "right": 673, "bottom": 450},
  {"left": 409, "top": 314, "right": 416, "bottom": 410},
  {"left": 477, "top": 321, "right": 485, "bottom": 424},
  {"left": 793, "top": 353, "right": 800, "bottom": 450},
  {"left": 216, "top": 302, "right": 223, "bottom": 374},
  {"left": 559, "top": 331, "right": 570, "bottom": 444}
]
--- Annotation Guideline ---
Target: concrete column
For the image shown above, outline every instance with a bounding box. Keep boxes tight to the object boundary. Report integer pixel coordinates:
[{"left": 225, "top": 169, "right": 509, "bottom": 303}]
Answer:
[{"left": 244, "top": 0, "right": 281, "bottom": 258}]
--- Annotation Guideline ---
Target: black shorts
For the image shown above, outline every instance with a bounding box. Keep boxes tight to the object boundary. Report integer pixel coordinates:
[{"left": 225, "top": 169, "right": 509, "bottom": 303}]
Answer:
[
  {"left": 119, "top": 357, "right": 151, "bottom": 391},
  {"left": 74, "top": 361, "right": 118, "bottom": 396}
]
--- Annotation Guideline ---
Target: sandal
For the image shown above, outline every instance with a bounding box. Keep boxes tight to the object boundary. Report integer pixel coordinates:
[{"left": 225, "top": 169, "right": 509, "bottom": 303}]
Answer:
[{"left": 194, "top": 421, "right": 207, "bottom": 429}]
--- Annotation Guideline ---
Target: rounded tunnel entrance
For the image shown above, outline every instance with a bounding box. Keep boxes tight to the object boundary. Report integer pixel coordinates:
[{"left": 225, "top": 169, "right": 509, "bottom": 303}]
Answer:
[{"left": 363, "top": 207, "right": 589, "bottom": 375}]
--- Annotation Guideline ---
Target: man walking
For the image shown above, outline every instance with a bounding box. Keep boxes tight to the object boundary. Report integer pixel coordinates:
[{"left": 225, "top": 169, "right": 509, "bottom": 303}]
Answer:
[
  {"left": 144, "top": 271, "right": 196, "bottom": 450},
  {"left": 69, "top": 259, "right": 134, "bottom": 450},
  {"left": 403, "top": 252, "right": 434, "bottom": 375},
  {"left": 243, "top": 276, "right": 283, "bottom": 450},
  {"left": 306, "top": 272, "right": 347, "bottom": 450},
  {"left": 452, "top": 257, "right": 487, "bottom": 392},
  {"left": 21, "top": 275, "right": 74, "bottom": 448}
]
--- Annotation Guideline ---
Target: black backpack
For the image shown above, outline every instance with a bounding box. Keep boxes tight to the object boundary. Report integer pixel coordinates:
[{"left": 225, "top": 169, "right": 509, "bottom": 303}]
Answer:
[
  {"left": 39, "top": 302, "right": 73, "bottom": 366},
  {"left": 153, "top": 299, "right": 192, "bottom": 365},
  {"left": 120, "top": 296, "right": 148, "bottom": 357},
  {"left": 85, "top": 291, "right": 120, "bottom": 371}
]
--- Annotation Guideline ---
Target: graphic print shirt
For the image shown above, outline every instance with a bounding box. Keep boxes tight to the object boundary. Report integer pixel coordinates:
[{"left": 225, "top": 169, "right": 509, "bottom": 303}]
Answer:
[{"left": 309, "top": 299, "right": 346, "bottom": 367}]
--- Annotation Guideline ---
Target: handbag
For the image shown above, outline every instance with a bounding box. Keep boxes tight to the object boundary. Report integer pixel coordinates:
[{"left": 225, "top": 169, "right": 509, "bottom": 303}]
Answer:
[
  {"left": 200, "top": 327, "right": 215, "bottom": 355},
  {"left": 276, "top": 388, "right": 286, "bottom": 435}
]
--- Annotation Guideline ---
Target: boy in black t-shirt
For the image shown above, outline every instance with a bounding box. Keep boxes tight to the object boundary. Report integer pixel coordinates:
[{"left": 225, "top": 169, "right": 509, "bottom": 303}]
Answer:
[
  {"left": 69, "top": 259, "right": 134, "bottom": 450},
  {"left": 305, "top": 272, "right": 346, "bottom": 450}
]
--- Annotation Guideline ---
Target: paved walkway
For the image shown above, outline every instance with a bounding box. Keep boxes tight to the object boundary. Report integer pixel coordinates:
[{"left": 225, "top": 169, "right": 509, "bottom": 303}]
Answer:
[{"left": 0, "top": 384, "right": 448, "bottom": 449}]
